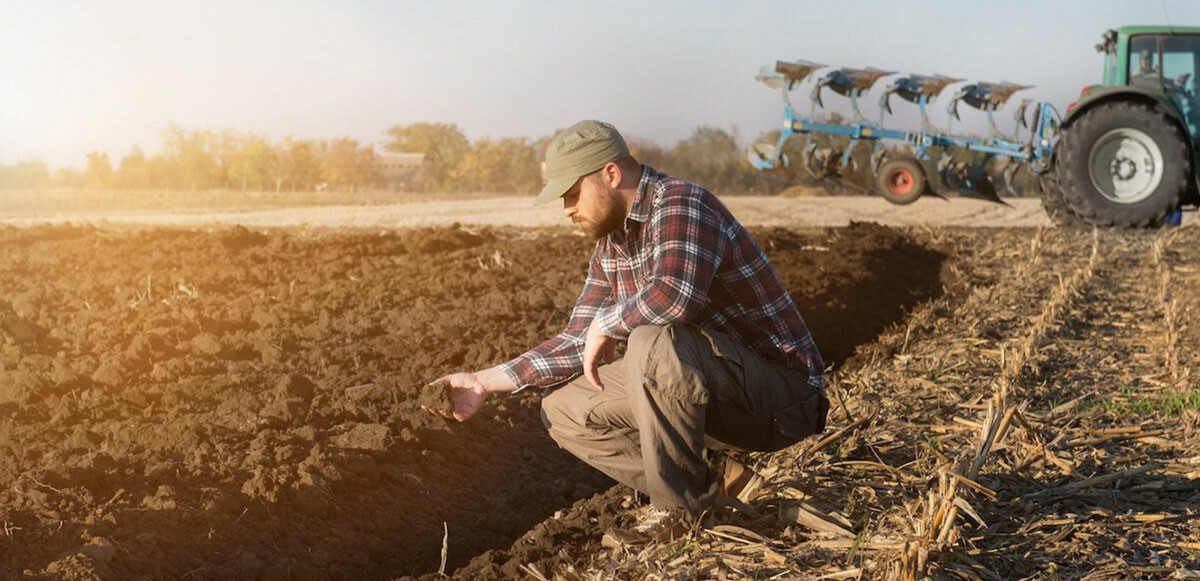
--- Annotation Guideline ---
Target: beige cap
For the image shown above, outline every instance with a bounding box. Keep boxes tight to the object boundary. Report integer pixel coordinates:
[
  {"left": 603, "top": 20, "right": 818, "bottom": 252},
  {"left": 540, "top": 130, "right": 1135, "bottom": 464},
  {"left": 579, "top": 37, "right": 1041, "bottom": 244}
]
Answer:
[{"left": 534, "top": 120, "right": 630, "bottom": 206}]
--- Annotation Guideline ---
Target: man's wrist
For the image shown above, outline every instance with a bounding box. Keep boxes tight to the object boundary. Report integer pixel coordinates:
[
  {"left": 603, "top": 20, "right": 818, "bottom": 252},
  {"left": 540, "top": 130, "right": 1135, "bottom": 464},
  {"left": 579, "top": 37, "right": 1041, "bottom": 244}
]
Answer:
[
  {"left": 476, "top": 366, "right": 518, "bottom": 393},
  {"left": 590, "top": 311, "right": 610, "bottom": 338}
]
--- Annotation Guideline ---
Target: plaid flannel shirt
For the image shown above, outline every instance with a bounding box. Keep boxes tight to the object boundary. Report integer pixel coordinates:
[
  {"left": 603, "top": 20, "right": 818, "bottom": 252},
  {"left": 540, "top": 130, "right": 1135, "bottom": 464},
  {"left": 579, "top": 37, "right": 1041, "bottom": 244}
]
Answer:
[{"left": 500, "top": 165, "right": 823, "bottom": 394}]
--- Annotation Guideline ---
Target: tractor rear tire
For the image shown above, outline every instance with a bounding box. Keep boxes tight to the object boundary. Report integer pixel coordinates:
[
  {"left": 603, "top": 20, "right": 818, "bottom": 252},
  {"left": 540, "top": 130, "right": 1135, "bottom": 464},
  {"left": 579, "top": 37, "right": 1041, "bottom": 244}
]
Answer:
[
  {"left": 1037, "top": 173, "right": 1090, "bottom": 229},
  {"left": 875, "top": 158, "right": 925, "bottom": 205},
  {"left": 1057, "top": 102, "right": 1190, "bottom": 227}
]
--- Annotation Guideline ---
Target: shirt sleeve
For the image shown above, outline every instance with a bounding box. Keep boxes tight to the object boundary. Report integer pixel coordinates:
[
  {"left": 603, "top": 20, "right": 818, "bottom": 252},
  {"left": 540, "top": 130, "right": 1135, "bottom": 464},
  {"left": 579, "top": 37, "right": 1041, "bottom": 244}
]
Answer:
[
  {"left": 498, "top": 244, "right": 613, "bottom": 392},
  {"left": 593, "top": 187, "right": 728, "bottom": 338}
]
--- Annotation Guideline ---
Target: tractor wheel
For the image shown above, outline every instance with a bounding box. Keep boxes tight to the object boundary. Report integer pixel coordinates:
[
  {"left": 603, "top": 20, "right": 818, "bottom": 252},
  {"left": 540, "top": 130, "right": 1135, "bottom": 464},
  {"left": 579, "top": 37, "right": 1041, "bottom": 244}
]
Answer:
[
  {"left": 875, "top": 158, "right": 925, "bottom": 205},
  {"left": 1057, "top": 102, "right": 1190, "bottom": 227},
  {"left": 1037, "top": 173, "right": 1090, "bottom": 229}
]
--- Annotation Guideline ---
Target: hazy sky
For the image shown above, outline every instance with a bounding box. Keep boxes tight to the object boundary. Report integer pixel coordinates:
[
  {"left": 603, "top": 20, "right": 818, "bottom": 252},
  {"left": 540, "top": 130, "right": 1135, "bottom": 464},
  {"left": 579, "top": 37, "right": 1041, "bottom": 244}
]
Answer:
[{"left": 3, "top": 0, "right": 1198, "bottom": 168}]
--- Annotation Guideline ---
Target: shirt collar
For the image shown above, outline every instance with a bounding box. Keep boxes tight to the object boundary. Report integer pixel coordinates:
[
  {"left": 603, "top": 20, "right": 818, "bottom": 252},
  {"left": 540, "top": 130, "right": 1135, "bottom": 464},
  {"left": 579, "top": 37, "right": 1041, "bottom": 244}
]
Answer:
[{"left": 625, "top": 164, "right": 657, "bottom": 225}]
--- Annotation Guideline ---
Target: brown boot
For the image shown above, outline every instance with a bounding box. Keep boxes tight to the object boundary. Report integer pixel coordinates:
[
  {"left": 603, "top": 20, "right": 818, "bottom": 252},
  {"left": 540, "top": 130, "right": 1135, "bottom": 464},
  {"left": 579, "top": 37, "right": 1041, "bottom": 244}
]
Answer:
[
  {"left": 719, "top": 457, "right": 765, "bottom": 503},
  {"left": 602, "top": 507, "right": 694, "bottom": 548}
]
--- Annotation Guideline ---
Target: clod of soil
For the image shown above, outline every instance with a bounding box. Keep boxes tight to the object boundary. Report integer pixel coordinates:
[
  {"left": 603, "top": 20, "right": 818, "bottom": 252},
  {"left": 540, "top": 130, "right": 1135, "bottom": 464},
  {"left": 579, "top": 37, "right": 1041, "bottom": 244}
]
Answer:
[{"left": 415, "top": 381, "right": 456, "bottom": 414}]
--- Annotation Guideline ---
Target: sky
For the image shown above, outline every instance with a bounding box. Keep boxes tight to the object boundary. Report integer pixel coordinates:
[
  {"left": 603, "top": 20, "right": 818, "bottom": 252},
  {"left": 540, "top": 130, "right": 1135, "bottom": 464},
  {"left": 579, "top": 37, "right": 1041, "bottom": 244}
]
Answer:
[{"left": 2, "top": 0, "right": 1198, "bottom": 169}]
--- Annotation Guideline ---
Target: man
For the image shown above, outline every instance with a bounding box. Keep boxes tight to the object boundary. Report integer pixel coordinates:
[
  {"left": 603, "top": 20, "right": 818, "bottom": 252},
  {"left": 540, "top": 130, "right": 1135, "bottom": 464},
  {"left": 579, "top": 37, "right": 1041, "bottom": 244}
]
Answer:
[
  {"left": 426, "top": 120, "right": 828, "bottom": 545},
  {"left": 1131, "top": 48, "right": 1159, "bottom": 88}
]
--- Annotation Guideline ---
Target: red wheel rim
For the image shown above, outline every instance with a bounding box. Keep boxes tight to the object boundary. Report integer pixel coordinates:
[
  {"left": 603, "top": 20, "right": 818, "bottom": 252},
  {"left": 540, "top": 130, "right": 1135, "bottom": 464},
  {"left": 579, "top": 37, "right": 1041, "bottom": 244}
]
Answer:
[{"left": 887, "top": 168, "right": 915, "bottom": 196}]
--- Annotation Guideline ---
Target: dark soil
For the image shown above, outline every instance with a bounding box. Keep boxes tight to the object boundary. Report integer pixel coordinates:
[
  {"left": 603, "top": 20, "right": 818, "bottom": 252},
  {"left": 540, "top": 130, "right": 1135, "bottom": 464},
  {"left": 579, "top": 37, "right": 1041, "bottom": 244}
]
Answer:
[
  {"left": 413, "top": 382, "right": 455, "bottom": 415},
  {"left": 0, "top": 221, "right": 950, "bottom": 580}
]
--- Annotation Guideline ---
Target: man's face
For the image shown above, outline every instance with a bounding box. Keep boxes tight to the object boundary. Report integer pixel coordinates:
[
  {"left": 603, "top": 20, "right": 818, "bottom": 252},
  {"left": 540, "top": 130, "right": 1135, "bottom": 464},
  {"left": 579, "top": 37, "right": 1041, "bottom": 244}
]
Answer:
[{"left": 562, "top": 169, "right": 625, "bottom": 240}]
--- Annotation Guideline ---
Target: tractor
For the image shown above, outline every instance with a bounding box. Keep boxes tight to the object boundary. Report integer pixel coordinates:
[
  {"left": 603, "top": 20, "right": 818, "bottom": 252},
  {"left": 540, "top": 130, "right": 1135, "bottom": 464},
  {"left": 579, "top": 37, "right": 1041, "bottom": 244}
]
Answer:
[{"left": 1044, "top": 26, "right": 1200, "bottom": 227}]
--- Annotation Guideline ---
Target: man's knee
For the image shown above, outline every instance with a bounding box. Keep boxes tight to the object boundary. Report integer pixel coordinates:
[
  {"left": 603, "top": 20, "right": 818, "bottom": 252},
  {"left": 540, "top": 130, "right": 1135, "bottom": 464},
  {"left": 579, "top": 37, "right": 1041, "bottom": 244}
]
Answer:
[
  {"left": 540, "top": 383, "right": 593, "bottom": 436},
  {"left": 539, "top": 395, "right": 555, "bottom": 432},
  {"left": 625, "top": 324, "right": 681, "bottom": 371},
  {"left": 627, "top": 323, "right": 672, "bottom": 352},
  {"left": 540, "top": 387, "right": 569, "bottom": 432}
]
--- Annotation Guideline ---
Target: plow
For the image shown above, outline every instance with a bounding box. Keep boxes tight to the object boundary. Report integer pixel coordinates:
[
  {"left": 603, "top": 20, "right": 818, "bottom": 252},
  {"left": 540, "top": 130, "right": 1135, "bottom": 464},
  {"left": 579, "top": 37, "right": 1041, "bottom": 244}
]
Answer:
[
  {"left": 749, "top": 59, "right": 1060, "bottom": 205},
  {"left": 750, "top": 26, "right": 1200, "bottom": 226}
]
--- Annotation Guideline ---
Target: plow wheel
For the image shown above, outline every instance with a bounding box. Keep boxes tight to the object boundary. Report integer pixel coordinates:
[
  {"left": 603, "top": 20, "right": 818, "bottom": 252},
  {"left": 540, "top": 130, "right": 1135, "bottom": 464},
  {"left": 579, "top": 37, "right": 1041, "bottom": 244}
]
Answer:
[{"left": 875, "top": 158, "right": 926, "bottom": 205}]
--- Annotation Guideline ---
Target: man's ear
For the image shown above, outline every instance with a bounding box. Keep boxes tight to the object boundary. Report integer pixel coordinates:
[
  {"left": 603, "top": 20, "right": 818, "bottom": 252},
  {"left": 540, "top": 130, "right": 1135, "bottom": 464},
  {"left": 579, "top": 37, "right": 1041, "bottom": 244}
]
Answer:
[{"left": 601, "top": 162, "right": 622, "bottom": 188}]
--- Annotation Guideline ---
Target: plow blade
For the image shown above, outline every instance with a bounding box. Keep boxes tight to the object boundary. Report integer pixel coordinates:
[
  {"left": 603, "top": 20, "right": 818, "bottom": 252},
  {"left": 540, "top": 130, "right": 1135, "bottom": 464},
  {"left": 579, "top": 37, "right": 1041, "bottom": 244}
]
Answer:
[
  {"left": 878, "top": 73, "right": 964, "bottom": 129},
  {"left": 819, "top": 66, "right": 897, "bottom": 98},
  {"left": 811, "top": 66, "right": 896, "bottom": 121},
  {"left": 936, "top": 156, "right": 1014, "bottom": 205},
  {"left": 747, "top": 142, "right": 785, "bottom": 169},
  {"left": 947, "top": 81, "right": 1034, "bottom": 119},
  {"left": 886, "top": 74, "right": 963, "bottom": 105},
  {"left": 1013, "top": 98, "right": 1033, "bottom": 129},
  {"left": 757, "top": 59, "right": 826, "bottom": 90},
  {"left": 812, "top": 66, "right": 895, "bottom": 107}
]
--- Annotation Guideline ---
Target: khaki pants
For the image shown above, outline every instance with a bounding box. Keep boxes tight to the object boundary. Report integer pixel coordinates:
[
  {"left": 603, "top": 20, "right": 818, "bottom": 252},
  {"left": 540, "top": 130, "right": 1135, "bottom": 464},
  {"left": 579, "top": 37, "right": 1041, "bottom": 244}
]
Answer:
[{"left": 540, "top": 323, "right": 827, "bottom": 515}]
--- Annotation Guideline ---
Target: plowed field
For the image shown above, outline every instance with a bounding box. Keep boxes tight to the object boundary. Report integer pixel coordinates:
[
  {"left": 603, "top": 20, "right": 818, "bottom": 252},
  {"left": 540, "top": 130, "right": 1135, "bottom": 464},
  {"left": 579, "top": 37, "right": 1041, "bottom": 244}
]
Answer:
[{"left": 1, "top": 219, "right": 1197, "bottom": 580}]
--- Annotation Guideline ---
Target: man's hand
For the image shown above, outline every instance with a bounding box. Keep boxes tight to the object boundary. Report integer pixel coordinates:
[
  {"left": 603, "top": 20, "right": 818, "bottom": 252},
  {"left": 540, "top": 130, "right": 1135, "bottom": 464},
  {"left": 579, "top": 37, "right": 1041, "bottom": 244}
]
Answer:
[
  {"left": 582, "top": 318, "right": 619, "bottom": 391},
  {"left": 424, "top": 373, "right": 490, "bottom": 422},
  {"left": 422, "top": 366, "right": 516, "bottom": 422}
]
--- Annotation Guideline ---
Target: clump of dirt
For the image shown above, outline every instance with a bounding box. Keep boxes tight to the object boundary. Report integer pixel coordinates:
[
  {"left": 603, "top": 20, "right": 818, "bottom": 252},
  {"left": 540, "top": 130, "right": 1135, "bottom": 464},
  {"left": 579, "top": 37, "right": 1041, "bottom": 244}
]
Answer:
[
  {"left": 415, "top": 381, "right": 456, "bottom": 414},
  {"left": 0, "top": 222, "right": 951, "bottom": 579},
  {"left": 398, "top": 223, "right": 493, "bottom": 254},
  {"left": 218, "top": 225, "right": 269, "bottom": 250}
]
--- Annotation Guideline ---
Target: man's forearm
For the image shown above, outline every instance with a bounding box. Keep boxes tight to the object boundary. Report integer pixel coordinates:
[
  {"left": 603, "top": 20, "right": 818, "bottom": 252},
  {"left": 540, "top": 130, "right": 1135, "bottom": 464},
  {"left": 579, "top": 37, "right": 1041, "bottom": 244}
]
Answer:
[{"left": 476, "top": 365, "right": 519, "bottom": 393}]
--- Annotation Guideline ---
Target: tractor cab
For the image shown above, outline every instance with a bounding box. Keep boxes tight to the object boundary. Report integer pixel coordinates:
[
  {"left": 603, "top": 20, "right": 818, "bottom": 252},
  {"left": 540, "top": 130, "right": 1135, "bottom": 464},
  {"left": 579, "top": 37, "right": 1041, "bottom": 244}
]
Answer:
[{"left": 1088, "top": 26, "right": 1200, "bottom": 140}]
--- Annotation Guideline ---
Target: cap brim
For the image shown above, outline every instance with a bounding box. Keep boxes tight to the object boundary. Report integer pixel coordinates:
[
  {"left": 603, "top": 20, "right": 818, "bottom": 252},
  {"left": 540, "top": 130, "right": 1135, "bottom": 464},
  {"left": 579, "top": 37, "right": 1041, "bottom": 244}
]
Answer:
[{"left": 533, "top": 176, "right": 577, "bottom": 206}]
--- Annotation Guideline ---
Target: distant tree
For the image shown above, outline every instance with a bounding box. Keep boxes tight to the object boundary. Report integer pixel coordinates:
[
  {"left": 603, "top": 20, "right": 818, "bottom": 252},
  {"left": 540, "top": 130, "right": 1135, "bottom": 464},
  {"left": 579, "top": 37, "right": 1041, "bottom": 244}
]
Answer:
[
  {"left": 281, "top": 137, "right": 322, "bottom": 191},
  {"left": 354, "top": 144, "right": 380, "bottom": 190},
  {"left": 84, "top": 151, "right": 113, "bottom": 189},
  {"left": 660, "top": 126, "right": 739, "bottom": 190},
  {"left": 653, "top": 126, "right": 781, "bottom": 195},
  {"left": 322, "top": 138, "right": 356, "bottom": 190},
  {"left": 227, "top": 134, "right": 273, "bottom": 191},
  {"left": 265, "top": 142, "right": 286, "bottom": 193},
  {"left": 321, "top": 138, "right": 378, "bottom": 192},
  {"left": 52, "top": 167, "right": 84, "bottom": 188},
  {"left": 145, "top": 154, "right": 178, "bottom": 189},
  {"left": 116, "top": 145, "right": 149, "bottom": 189},
  {"left": 448, "top": 137, "right": 540, "bottom": 193},
  {"left": 626, "top": 136, "right": 670, "bottom": 171},
  {"left": 161, "top": 124, "right": 223, "bottom": 190},
  {"left": 672, "top": 126, "right": 739, "bottom": 170},
  {"left": 384, "top": 122, "right": 469, "bottom": 190},
  {"left": 213, "top": 129, "right": 242, "bottom": 187},
  {"left": 0, "top": 161, "right": 52, "bottom": 188}
]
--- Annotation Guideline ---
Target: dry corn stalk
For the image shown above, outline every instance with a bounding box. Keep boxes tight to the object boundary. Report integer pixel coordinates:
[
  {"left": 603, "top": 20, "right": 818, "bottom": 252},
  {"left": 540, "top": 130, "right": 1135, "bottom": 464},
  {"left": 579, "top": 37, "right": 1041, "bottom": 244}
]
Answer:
[{"left": 901, "top": 231, "right": 1101, "bottom": 581}]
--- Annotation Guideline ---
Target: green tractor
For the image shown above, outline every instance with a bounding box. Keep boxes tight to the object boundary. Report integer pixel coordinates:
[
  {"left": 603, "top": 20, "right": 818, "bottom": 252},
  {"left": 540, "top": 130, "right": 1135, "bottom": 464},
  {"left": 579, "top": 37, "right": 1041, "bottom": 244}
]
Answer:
[{"left": 1044, "top": 26, "right": 1200, "bottom": 227}]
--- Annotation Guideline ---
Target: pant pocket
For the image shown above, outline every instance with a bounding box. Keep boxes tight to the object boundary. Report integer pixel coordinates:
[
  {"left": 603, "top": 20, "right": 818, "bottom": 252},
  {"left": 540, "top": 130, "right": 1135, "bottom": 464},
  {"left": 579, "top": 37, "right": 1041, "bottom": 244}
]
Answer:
[{"left": 767, "top": 389, "right": 830, "bottom": 452}]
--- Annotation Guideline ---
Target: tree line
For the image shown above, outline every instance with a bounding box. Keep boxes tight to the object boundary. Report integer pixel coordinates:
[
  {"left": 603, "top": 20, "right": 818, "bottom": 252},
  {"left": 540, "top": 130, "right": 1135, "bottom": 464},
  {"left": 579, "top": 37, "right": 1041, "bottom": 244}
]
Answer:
[{"left": 0, "top": 122, "right": 798, "bottom": 195}]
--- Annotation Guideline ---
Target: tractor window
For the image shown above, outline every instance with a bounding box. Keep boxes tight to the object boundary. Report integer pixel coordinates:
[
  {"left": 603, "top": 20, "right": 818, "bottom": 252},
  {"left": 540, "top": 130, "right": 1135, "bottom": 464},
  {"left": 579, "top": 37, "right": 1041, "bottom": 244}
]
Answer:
[
  {"left": 1162, "top": 35, "right": 1200, "bottom": 138},
  {"left": 1128, "top": 36, "right": 1161, "bottom": 89}
]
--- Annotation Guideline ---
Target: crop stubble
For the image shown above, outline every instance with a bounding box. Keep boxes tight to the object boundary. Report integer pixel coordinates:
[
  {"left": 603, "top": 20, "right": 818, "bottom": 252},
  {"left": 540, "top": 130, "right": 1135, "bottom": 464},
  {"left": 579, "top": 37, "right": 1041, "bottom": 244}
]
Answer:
[{"left": 526, "top": 226, "right": 1200, "bottom": 580}]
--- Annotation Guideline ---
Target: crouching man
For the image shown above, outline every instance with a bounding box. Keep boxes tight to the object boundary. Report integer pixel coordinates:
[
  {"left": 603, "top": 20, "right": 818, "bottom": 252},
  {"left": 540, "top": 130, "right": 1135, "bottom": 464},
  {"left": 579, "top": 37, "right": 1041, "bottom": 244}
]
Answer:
[{"left": 426, "top": 120, "right": 828, "bottom": 545}]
